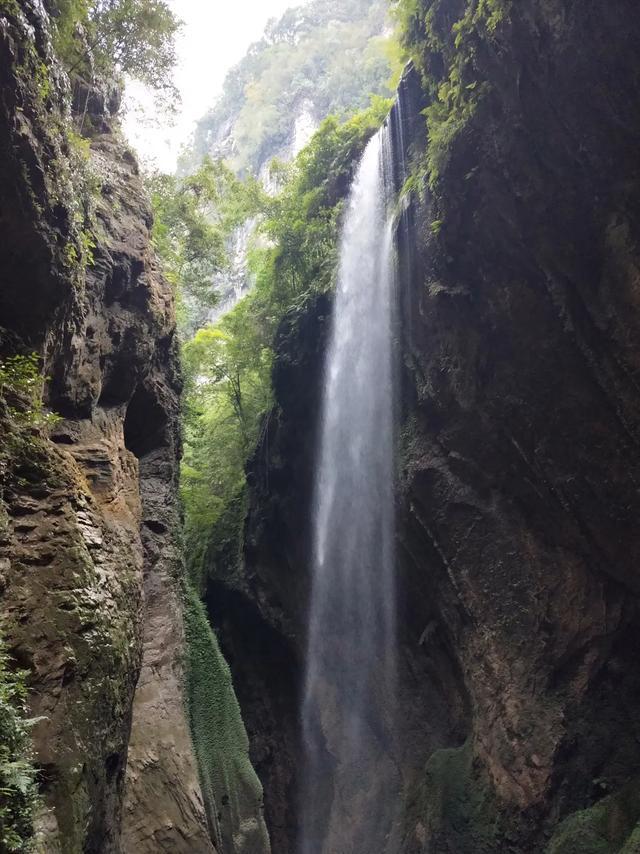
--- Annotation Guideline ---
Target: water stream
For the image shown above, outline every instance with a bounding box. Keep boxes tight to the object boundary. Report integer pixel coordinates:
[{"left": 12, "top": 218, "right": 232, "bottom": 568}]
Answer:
[{"left": 300, "top": 121, "right": 399, "bottom": 853}]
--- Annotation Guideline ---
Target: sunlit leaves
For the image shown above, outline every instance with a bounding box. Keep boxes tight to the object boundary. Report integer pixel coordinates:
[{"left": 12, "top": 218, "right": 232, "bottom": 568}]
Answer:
[{"left": 53, "top": 0, "right": 181, "bottom": 104}]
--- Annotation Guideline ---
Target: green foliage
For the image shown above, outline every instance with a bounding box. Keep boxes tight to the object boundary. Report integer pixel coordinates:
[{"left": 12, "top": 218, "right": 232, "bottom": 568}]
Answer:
[
  {"left": 188, "top": 0, "right": 398, "bottom": 175},
  {"left": 0, "top": 1, "right": 21, "bottom": 14},
  {"left": 393, "top": 0, "right": 512, "bottom": 186},
  {"left": 252, "top": 97, "right": 392, "bottom": 315},
  {"left": 148, "top": 157, "right": 264, "bottom": 333},
  {"left": 67, "top": 128, "right": 91, "bottom": 161},
  {"left": 52, "top": 0, "right": 181, "bottom": 103},
  {"left": 183, "top": 586, "right": 268, "bottom": 851},
  {"left": 0, "top": 354, "right": 58, "bottom": 429},
  {"left": 179, "top": 101, "right": 390, "bottom": 588},
  {"left": 404, "top": 740, "right": 501, "bottom": 854},
  {"left": 546, "top": 782, "right": 640, "bottom": 854},
  {"left": 181, "top": 302, "right": 273, "bottom": 589},
  {"left": 0, "top": 637, "right": 40, "bottom": 853},
  {"left": 61, "top": 127, "right": 101, "bottom": 276}
]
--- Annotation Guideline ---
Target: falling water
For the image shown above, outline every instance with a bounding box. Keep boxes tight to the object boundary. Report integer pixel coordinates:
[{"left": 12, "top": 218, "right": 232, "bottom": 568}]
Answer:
[{"left": 301, "top": 122, "right": 398, "bottom": 853}]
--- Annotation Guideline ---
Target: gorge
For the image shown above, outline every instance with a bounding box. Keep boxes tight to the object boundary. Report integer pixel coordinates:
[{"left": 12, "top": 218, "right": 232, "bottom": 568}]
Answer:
[{"left": 2, "top": 1, "right": 640, "bottom": 854}]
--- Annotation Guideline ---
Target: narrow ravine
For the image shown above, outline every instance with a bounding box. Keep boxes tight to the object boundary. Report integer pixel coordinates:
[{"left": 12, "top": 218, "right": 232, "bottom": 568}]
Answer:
[{"left": 301, "top": 123, "right": 400, "bottom": 853}]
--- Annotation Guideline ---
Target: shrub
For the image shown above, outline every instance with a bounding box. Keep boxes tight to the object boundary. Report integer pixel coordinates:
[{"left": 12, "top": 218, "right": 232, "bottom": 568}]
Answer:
[
  {"left": 0, "top": 354, "right": 57, "bottom": 429},
  {"left": 0, "top": 639, "right": 40, "bottom": 854}
]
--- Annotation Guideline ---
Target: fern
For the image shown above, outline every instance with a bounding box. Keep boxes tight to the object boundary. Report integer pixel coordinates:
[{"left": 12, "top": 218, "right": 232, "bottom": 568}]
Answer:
[{"left": 0, "top": 638, "right": 41, "bottom": 853}]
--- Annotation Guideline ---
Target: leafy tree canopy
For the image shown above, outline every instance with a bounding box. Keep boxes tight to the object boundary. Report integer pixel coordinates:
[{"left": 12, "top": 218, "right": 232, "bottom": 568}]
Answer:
[
  {"left": 52, "top": 0, "right": 181, "bottom": 99},
  {"left": 147, "top": 157, "right": 265, "bottom": 333},
  {"left": 186, "top": 0, "right": 398, "bottom": 175}
]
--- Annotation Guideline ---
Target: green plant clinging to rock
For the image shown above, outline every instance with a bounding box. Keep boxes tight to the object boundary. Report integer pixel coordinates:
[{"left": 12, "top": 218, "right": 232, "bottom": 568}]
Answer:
[
  {"left": 393, "top": 0, "right": 511, "bottom": 186},
  {"left": 546, "top": 782, "right": 640, "bottom": 854},
  {"left": 0, "top": 637, "right": 40, "bottom": 854},
  {"left": 183, "top": 587, "right": 268, "bottom": 852},
  {"left": 0, "top": 354, "right": 58, "bottom": 430}
]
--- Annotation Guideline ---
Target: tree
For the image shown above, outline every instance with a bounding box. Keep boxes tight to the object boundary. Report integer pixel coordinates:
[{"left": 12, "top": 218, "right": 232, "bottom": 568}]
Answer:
[
  {"left": 90, "top": 0, "right": 180, "bottom": 90},
  {"left": 54, "top": 0, "right": 181, "bottom": 100},
  {"left": 180, "top": 301, "right": 273, "bottom": 584},
  {"left": 148, "top": 157, "right": 265, "bottom": 334}
]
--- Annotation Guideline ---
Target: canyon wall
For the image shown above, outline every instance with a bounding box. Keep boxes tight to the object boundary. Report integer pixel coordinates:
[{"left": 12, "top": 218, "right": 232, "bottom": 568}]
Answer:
[
  {"left": 0, "top": 4, "right": 264, "bottom": 851},
  {"left": 216, "top": 1, "right": 640, "bottom": 852}
]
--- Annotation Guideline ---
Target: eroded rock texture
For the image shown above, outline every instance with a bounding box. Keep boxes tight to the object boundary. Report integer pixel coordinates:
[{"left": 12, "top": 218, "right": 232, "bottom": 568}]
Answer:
[
  {"left": 395, "top": 1, "right": 640, "bottom": 849},
  {"left": 227, "top": 2, "right": 640, "bottom": 852},
  {"left": 0, "top": 3, "right": 210, "bottom": 850}
]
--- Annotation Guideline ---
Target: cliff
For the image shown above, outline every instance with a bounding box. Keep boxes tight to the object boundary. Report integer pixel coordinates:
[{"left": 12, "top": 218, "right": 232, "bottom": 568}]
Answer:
[
  {"left": 187, "top": 0, "right": 392, "bottom": 178},
  {"left": 216, "top": 1, "right": 640, "bottom": 852},
  {"left": 0, "top": 3, "right": 255, "bottom": 851}
]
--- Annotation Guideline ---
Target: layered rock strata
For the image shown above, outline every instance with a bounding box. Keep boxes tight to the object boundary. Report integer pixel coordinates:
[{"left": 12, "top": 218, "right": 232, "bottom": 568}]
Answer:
[{"left": 0, "top": 3, "right": 211, "bottom": 850}]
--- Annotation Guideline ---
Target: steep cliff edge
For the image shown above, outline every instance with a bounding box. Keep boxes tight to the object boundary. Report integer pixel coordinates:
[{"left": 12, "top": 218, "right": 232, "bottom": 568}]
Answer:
[
  {"left": 226, "top": 1, "right": 640, "bottom": 852},
  {"left": 396, "top": 1, "right": 640, "bottom": 849},
  {"left": 0, "top": 3, "right": 211, "bottom": 850}
]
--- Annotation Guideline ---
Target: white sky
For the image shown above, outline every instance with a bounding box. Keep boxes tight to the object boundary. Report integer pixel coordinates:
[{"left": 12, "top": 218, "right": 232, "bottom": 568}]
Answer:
[{"left": 124, "top": 0, "right": 298, "bottom": 171}]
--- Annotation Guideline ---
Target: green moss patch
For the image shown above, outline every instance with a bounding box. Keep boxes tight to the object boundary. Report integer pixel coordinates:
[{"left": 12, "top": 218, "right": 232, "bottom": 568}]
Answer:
[
  {"left": 184, "top": 586, "right": 269, "bottom": 853},
  {"left": 404, "top": 740, "right": 503, "bottom": 853},
  {"left": 395, "top": 0, "right": 512, "bottom": 187},
  {"left": 547, "top": 782, "right": 640, "bottom": 854}
]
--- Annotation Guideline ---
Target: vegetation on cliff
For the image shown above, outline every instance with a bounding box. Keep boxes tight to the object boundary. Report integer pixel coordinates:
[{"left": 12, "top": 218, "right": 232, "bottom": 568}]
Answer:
[
  {"left": 184, "top": 587, "right": 269, "bottom": 852},
  {"left": 0, "top": 640, "right": 40, "bottom": 853},
  {"left": 0, "top": 362, "right": 68, "bottom": 854},
  {"left": 187, "top": 0, "right": 398, "bottom": 175},
  {"left": 172, "top": 99, "right": 391, "bottom": 589},
  {"left": 394, "top": 0, "right": 511, "bottom": 185},
  {"left": 0, "top": 1, "right": 185, "bottom": 850},
  {"left": 546, "top": 784, "right": 640, "bottom": 854},
  {"left": 54, "top": 0, "right": 181, "bottom": 104}
]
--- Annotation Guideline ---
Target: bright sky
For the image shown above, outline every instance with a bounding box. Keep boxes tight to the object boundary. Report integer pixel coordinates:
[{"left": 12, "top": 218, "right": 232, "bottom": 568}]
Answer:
[{"left": 124, "top": 0, "right": 298, "bottom": 171}]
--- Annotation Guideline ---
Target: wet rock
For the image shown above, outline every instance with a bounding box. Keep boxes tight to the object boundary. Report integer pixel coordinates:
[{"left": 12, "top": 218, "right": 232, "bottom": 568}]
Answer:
[
  {"left": 232, "top": 3, "right": 640, "bottom": 852},
  {"left": 0, "top": 3, "right": 210, "bottom": 850}
]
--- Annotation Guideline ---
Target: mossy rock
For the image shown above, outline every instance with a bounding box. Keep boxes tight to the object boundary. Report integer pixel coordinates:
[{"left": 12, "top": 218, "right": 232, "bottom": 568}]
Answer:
[
  {"left": 404, "top": 740, "right": 503, "bottom": 853},
  {"left": 184, "top": 586, "right": 270, "bottom": 854},
  {"left": 547, "top": 782, "right": 640, "bottom": 854}
]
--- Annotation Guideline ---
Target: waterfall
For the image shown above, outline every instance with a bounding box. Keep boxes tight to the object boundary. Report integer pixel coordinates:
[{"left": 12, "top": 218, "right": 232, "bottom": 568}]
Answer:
[{"left": 301, "top": 121, "right": 399, "bottom": 853}]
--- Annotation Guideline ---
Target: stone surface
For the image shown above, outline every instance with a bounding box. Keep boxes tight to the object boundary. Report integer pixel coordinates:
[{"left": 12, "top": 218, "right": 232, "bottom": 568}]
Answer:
[
  {"left": 227, "top": 2, "right": 640, "bottom": 852},
  {"left": 394, "top": 2, "right": 640, "bottom": 848},
  {"left": 0, "top": 3, "right": 211, "bottom": 850}
]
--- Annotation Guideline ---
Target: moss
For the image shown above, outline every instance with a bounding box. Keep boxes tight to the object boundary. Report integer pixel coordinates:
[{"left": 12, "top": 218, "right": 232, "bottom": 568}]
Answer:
[
  {"left": 184, "top": 585, "right": 269, "bottom": 853},
  {"left": 184, "top": 480, "right": 247, "bottom": 596},
  {"left": 404, "top": 741, "right": 503, "bottom": 853},
  {"left": 620, "top": 825, "right": 640, "bottom": 853},
  {"left": 199, "top": 487, "right": 248, "bottom": 591},
  {"left": 547, "top": 782, "right": 640, "bottom": 854}
]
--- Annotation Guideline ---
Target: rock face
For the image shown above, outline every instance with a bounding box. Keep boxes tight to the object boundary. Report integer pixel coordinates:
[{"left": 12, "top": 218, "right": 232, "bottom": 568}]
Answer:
[
  {"left": 120, "top": 402, "right": 215, "bottom": 851},
  {"left": 394, "top": 2, "right": 640, "bottom": 849},
  {"left": 226, "top": 1, "right": 640, "bottom": 852},
  {"left": 0, "top": 3, "right": 211, "bottom": 851}
]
